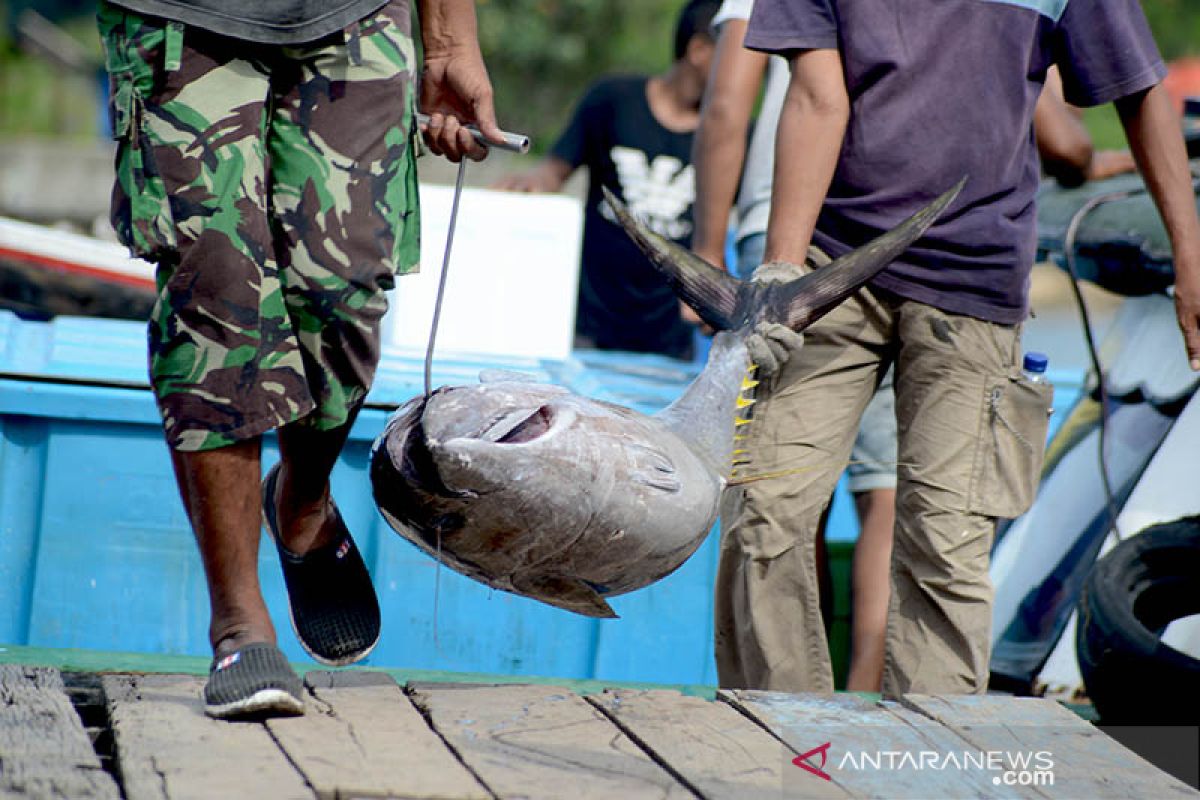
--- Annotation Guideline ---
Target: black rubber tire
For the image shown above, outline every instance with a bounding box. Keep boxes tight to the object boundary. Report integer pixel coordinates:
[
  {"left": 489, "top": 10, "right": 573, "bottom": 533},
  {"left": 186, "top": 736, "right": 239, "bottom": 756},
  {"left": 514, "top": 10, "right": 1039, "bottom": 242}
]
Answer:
[{"left": 1076, "top": 516, "right": 1200, "bottom": 724}]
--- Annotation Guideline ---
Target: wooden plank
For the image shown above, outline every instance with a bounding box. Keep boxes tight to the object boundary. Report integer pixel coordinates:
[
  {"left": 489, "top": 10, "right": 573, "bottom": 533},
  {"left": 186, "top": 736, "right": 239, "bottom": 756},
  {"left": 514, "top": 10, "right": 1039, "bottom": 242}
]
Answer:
[
  {"left": 409, "top": 683, "right": 693, "bottom": 799},
  {"left": 589, "top": 688, "right": 849, "bottom": 799},
  {"left": 722, "top": 690, "right": 1011, "bottom": 799},
  {"left": 0, "top": 665, "right": 120, "bottom": 799},
  {"left": 264, "top": 670, "right": 490, "bottom": 800},
  {"left": 102, "top": 673, "right": 313, "bottom": 800},
  {"left": 901, "top": 694, "right": 1200, "bottom": 799}
]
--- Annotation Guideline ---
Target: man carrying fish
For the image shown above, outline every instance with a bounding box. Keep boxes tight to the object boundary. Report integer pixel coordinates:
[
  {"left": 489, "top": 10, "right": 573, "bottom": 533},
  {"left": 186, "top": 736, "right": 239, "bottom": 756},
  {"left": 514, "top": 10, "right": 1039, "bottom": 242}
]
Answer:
[
  {"left": 715, "top": 0, "right": 1200, "bottom": 697},
  {"left": 98, "top": 0, "right": 504, "bottom": 718}
]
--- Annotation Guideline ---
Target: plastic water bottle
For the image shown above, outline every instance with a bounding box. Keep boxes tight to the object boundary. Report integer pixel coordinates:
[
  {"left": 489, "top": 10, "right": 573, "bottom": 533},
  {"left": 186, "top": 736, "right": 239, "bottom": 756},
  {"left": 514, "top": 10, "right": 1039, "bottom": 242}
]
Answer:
[{"left": 1023, "top": 351, "right": 1049, "bottom": 384}]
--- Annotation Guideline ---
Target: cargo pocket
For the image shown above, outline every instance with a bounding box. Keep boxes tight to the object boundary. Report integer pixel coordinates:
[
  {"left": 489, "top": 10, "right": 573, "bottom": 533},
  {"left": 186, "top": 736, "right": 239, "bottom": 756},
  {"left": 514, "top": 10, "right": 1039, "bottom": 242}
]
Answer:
[
  {"left": 967, "top": 373, "right": 1053, "bottom": 518},
  {"left": 109, "top": 74, "right": 177, "bottom": 262},
  {"left": 101, "top": 7, "right": 178, "bottom": 262}
]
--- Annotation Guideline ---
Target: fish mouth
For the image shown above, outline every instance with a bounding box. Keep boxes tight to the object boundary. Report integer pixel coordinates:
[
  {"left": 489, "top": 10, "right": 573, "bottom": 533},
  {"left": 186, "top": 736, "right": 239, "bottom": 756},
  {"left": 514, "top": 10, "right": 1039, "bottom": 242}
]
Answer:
[{"left": 474, "top": 404, "right": 556, "bottom": 444}]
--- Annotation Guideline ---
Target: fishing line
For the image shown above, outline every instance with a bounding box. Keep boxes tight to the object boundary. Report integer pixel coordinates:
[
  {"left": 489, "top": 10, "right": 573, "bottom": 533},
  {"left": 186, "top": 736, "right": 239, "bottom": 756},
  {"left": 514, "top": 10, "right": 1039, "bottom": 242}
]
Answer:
[
  {"left": 418, "top": 115, "right": 532, "bottom": 661},
  {"left": 424, "top": 157, "right": 467, "bottom": 398},
  {"left": 421, "top": 116, "right": 530, "bottom": 398},
  {"left": 422, "top": 156, "right": 466, "bottom": 662}
]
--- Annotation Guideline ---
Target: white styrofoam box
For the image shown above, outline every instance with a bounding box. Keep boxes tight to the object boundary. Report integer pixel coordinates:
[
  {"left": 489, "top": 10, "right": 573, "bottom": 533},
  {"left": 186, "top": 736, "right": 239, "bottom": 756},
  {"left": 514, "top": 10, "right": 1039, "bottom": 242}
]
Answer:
[{"left": 384, "top": 183, "right": 583, "bottom": 361}]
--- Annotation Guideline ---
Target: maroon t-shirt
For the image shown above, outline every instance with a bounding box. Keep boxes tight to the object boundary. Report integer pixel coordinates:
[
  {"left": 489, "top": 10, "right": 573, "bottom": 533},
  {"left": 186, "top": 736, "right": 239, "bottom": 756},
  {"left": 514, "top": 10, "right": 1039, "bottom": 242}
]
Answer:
[{"left": 746, "top": 0, "right": 1166, "bottom": 324}]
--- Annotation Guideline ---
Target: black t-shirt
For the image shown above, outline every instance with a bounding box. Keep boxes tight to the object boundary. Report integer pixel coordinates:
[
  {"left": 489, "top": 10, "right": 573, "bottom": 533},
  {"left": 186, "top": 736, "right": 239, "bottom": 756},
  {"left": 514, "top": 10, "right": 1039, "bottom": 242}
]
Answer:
[{"left": 552, "top": 75, "right": 696, "bottom": 361}]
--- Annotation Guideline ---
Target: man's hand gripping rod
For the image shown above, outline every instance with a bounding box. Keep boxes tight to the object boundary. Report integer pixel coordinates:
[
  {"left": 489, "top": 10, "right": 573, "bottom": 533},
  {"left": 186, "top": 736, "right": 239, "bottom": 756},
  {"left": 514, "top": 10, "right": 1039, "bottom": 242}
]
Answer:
[
  {"left": 421, "top": 114, "right": 533, "bottom": 397},
  {"left": 416, "top": 112, "right": 531, "bottom": 154}
]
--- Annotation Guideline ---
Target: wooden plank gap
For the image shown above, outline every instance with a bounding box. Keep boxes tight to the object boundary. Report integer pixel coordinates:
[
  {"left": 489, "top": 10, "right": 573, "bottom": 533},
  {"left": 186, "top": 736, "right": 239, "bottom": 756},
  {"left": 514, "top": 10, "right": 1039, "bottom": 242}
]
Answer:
[
  {"left": 403, "top": 682, "right": 501, "bottom": 800},
  {"left": 0, "top": 665, "right": 121, "bottom": 799},
  {"left": 583, "top": 692, "right": 706, "bottom": 800},
  {"left": 265, "top": 670, "right": 491, "bottom": 800},
  {"left": 716, "top": 690, "right": 867, "bottom": 797},
  {"left": 408, "top": 683, "right": 692, "bottom": 799},
  {"left": 595, "top": 688, "right": 845, "bottom": 799},
  {"left": 103, "top": 673, "right": 315, "bottom": 800},
  {"left": 714, "top": 688, "right": 797, "bottom": 745}
]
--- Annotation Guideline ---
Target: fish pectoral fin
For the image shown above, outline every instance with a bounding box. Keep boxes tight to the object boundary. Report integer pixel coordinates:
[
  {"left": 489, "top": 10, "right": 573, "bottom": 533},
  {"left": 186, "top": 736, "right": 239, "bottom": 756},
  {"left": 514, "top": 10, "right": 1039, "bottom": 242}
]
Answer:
[
  {"left": 512, "top": 574, "right": 618, "bottom": 618},
  {"left": 628, "top": 443, "right": 682, "bottom": 493},
  {"left": 631, "top": 470, "right": 682, "bottom": 493}
]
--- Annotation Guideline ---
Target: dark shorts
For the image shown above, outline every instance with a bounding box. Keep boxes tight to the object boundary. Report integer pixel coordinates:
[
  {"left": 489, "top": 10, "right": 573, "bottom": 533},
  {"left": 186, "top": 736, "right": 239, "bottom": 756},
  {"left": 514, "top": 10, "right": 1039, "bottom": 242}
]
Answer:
[{"left": 98, "top": 0, "right": 420, "bottom": 450}]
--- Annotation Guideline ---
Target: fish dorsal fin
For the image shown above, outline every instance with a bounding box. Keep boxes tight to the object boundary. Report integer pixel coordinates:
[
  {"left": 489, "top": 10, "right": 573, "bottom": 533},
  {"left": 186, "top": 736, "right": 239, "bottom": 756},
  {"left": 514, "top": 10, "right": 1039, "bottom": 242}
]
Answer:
[
  {"left": 479, "top": 369, "right": 540, "bottom": 384},
  {"left": 774, "top": 178, "right": 966, "bottom": 330},
  {"left": 602, "top": 186, "right": 740, "bottom": 331}
]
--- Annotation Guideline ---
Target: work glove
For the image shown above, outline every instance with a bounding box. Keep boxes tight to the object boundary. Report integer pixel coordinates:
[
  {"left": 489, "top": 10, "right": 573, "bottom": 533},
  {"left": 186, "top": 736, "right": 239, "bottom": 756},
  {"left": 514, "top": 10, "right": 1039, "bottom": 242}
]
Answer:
[
  {"left": 745, "top": 321, "right": 804, "bottom": 377},
  {"left": 744, "top": 260, "right": 807, "bottom": 376},
  {"left": 750, "top": 259, "right": 807, "bottom": 284}
]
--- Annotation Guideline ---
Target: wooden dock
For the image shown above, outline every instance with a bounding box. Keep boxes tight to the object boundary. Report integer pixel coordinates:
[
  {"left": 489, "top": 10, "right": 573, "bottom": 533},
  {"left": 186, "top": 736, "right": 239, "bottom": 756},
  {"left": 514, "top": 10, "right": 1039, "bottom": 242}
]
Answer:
[{"left": 1, "top": 663, "right": 1196, "bottom": 799}]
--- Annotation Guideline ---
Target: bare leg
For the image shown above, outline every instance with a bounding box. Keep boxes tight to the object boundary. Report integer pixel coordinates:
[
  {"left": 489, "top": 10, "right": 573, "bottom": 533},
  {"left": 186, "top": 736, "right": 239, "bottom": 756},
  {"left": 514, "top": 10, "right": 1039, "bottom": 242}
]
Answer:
[
  {"left": 170, "top": 437, "right": 273, "bottom": 660},
  {"left": 173, "top": 406, "right": 362, "bottom": 661},
  {"left": 845, "top": 487, "right": 896, "bottom": 691}
]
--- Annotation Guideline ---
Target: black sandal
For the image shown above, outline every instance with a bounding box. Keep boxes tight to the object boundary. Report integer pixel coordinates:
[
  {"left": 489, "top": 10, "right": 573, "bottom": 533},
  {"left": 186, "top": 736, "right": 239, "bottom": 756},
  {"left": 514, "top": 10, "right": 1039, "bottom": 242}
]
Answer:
[
  {"left": 204, "top": 642, "right": 305, "bottom": 719},
  {"left": 263, "top": 463, "right": 381, "bottom": 666}
]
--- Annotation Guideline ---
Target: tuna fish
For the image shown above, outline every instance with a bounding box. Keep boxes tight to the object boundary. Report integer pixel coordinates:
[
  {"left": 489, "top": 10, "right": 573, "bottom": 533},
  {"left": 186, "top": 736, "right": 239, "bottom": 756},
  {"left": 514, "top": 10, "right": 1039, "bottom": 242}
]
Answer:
[{"left": 370, "top": 181, "right": 964, "bottom": 617}]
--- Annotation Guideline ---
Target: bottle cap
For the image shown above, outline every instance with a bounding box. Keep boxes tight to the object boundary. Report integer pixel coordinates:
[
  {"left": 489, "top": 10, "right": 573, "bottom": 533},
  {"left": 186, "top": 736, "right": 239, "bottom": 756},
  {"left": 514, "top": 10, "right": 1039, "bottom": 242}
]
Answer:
[{"left": 1023, "top": 351, "right": 1048, "bottom": 373}]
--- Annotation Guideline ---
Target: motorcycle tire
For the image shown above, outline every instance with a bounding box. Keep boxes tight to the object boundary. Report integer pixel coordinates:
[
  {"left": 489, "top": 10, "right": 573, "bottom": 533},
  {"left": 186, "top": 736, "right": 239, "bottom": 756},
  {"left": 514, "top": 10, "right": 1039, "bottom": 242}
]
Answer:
[{"left": 1076, "top": 516, "right": 1200, "bottom": 724}]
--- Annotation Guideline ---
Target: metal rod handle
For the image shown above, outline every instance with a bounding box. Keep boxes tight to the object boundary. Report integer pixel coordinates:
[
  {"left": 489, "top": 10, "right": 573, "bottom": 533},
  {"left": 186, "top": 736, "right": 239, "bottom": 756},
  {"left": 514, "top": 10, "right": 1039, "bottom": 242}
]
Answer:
[{"left": 417, "top": 112, "right": 531, "bottom": 154}]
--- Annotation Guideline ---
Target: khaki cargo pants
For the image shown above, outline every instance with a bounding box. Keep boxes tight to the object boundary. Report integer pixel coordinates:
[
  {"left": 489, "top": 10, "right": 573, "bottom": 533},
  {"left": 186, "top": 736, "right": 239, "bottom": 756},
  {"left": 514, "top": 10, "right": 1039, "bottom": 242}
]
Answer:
[{"left": 715, "top": 264, "right": 1051, "bottom": 697}]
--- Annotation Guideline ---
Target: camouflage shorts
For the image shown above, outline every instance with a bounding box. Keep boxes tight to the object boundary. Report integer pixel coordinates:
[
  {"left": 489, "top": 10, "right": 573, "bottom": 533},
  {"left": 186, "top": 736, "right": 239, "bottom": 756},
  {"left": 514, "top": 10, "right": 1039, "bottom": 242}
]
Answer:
[{"left": 97, "top": 0, "right": 420, "bottom": 451}]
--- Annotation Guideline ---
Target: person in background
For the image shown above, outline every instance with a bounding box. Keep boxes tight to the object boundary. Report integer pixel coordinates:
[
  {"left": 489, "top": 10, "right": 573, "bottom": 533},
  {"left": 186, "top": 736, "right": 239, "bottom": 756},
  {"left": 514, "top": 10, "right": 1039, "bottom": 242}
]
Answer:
[
  {"left": 97, "top": 0, "right": 503, "bottom": 719},
  {"left": 715, "top": 0, "right": 1200, "bottom": 698},
  {"left": 692, "top": 3, "right": 1147, "bottom": 694},
  {"left": 691, "top": 0, "right": 896, "bottom": 692},
  {"left": 493, "top": 0, "right": 721, "bottom": 361}
]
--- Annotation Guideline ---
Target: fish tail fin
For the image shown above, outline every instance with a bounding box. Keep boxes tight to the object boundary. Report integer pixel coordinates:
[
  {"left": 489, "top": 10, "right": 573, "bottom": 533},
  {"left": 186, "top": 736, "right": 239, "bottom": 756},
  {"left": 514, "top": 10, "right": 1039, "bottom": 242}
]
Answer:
[
  {"left": 607, "top": 179, "right": 965, "bottom": 334},
  {"left": 602, "top": 186, "right": 742, "bottom": 331}
]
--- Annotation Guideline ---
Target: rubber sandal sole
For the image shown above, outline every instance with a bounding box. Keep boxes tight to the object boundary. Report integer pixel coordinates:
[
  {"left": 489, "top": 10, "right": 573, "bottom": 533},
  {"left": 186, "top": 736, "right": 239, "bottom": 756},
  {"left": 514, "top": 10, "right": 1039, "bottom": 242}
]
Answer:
[{"left": 204, "top": 642, "right": 305, "bottom": 719}]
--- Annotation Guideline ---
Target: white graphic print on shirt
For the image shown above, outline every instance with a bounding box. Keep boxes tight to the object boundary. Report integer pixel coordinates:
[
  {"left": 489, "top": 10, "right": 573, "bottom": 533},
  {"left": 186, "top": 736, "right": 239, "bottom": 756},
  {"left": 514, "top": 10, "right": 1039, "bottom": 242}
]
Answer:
[{"left": 600, "top": 145, "right": 694, "bottom": 241}]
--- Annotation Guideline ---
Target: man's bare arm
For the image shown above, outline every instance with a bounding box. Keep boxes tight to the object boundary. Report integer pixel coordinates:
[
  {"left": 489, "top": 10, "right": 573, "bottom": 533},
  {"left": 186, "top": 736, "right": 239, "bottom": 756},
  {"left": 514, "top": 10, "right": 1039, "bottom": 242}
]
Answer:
[
  {"left": 418, "top": 0, "right": 503, "bottom": 162},
  {"left": 492, "top": 157, "right": 573, "bottom": 193},
  {"left": 691, "top": 18, "right": 769, "bottom": 270},
  {"left": 1036, "top": 65, "right": 1136, "bottom": 185},
  {"left": 1117, "top": 82, "right": 1200, "bottom": 370},
  {"left": 763, "top": 47, "right": 848, "bottom": 265},
  {"left": 1034, "top": 80, "right": 1094, "bottom": 187}
]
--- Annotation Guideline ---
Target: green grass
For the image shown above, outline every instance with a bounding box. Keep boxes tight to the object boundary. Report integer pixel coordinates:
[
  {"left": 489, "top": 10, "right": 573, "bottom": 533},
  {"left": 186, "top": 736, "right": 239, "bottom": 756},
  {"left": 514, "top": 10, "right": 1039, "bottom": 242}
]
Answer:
[
  {"left": 1081, "top": 104, "right": 1131, "bottom": 152},
  {"left": 0, "top": 51, "right": 105, "bottom": 140}
]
